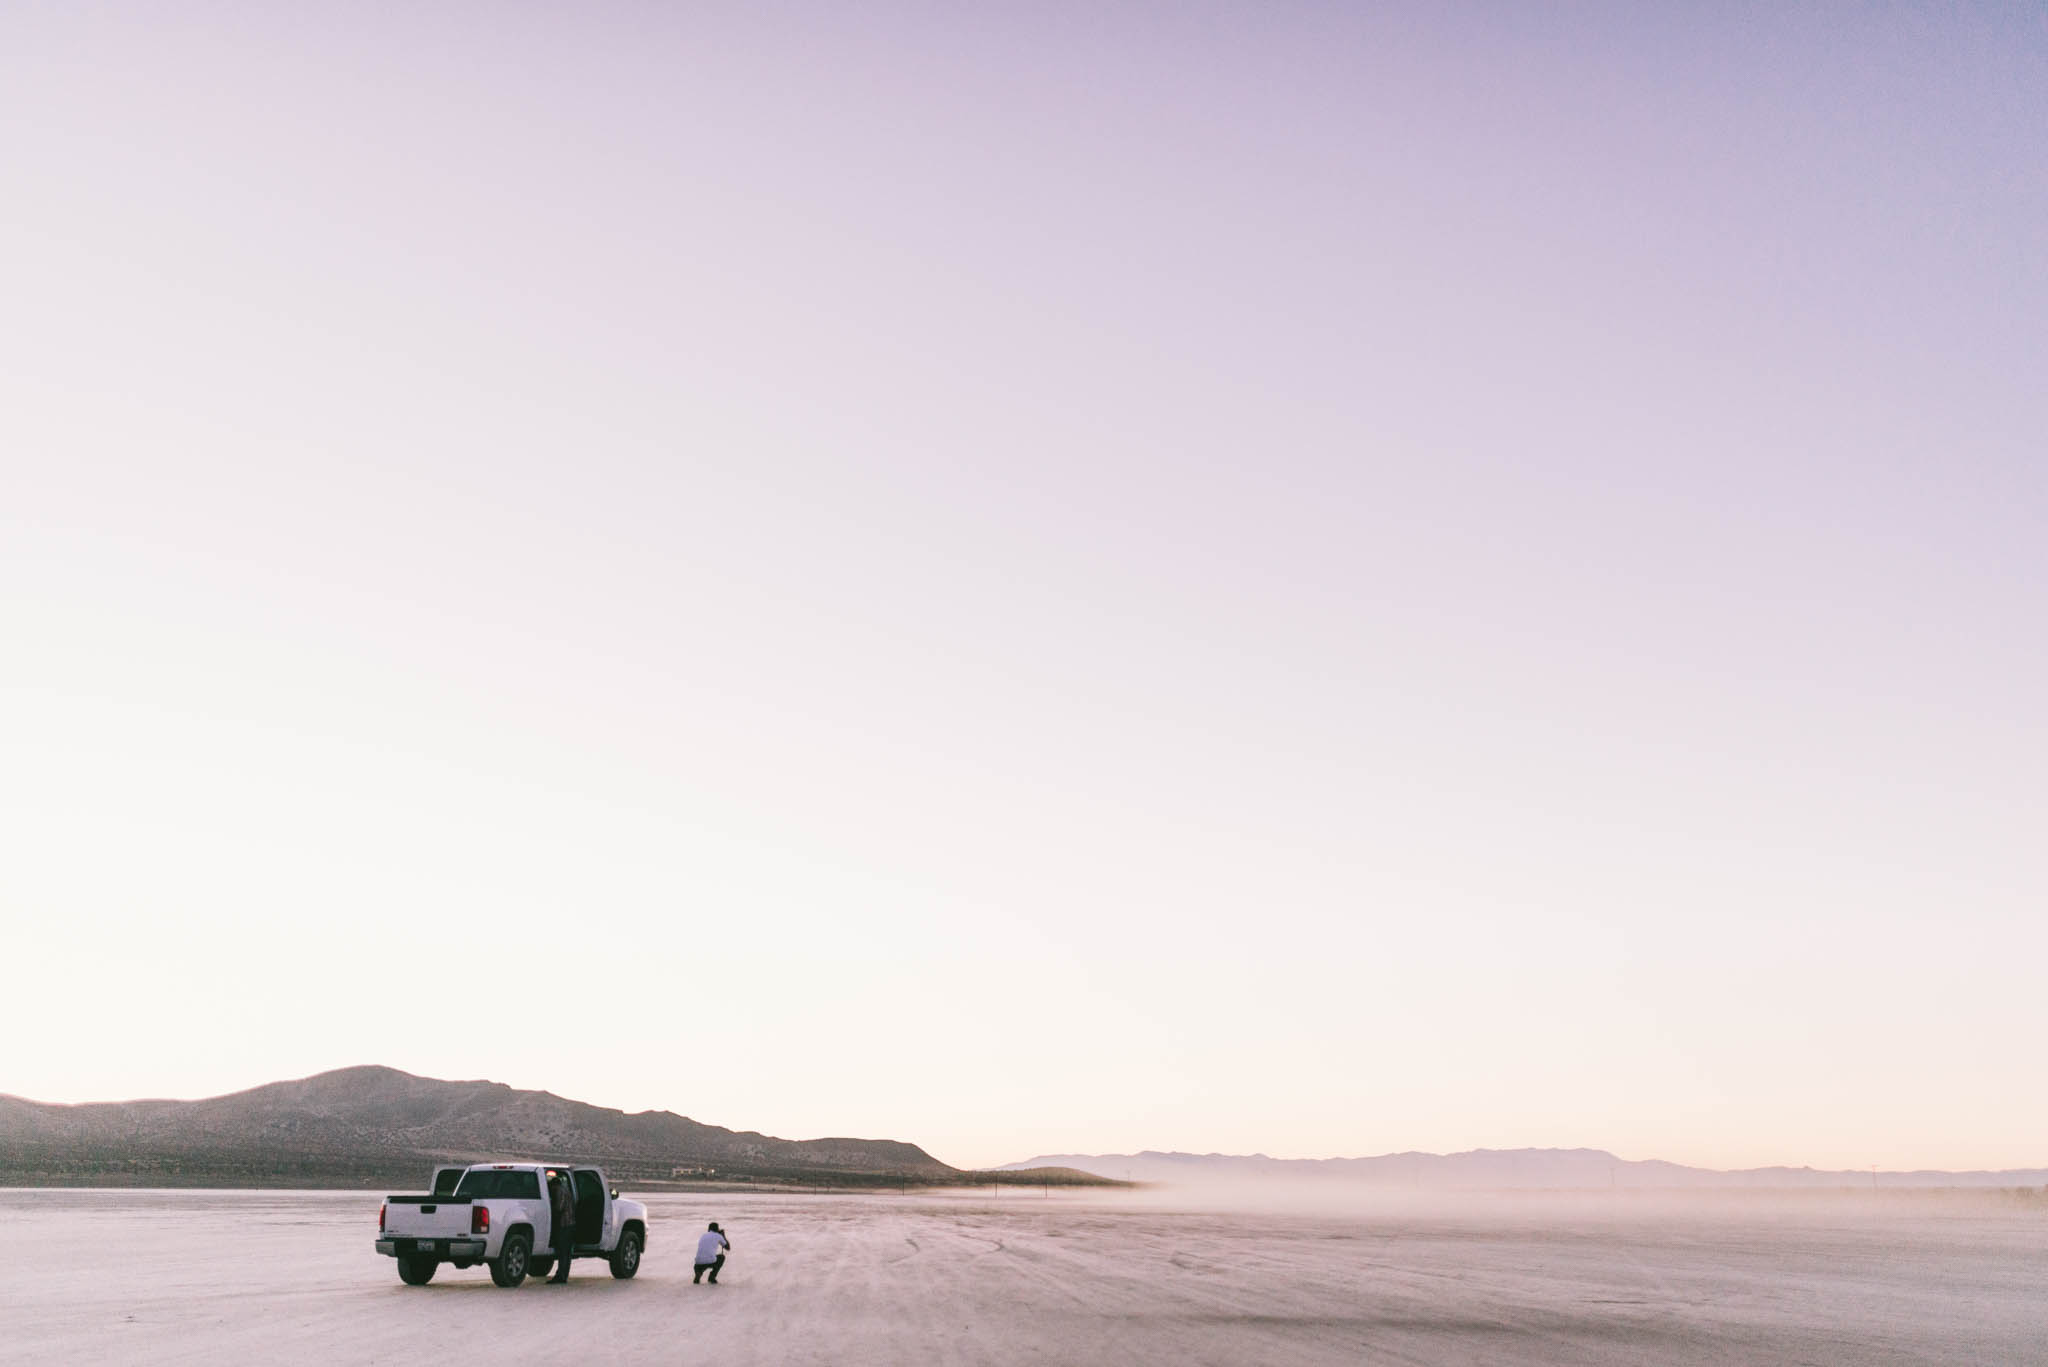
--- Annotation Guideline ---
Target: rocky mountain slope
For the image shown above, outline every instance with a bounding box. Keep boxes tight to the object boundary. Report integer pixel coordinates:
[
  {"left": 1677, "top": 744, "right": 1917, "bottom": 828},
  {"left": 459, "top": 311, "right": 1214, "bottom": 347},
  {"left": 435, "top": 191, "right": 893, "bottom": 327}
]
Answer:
[{"left": 0, "top": 1066, "right": 956, "bottom": 1187}]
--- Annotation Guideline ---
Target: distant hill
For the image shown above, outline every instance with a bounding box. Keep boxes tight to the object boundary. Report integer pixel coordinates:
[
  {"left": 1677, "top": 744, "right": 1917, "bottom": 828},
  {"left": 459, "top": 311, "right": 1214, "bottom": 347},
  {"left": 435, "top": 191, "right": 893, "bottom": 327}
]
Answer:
[
  {"left": 999, "top": 1148, "right": 2048, "bottom": 1190},
  {"left": 0, "top": 1066, "right": 959, "bottom": 1188}
]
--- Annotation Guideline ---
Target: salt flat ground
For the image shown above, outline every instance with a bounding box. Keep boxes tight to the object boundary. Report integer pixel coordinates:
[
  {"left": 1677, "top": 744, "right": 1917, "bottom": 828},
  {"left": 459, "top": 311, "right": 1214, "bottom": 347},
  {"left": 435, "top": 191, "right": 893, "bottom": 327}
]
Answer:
[{"left": 3, "top": 1188, "right": 2045, "bottom": 1366}]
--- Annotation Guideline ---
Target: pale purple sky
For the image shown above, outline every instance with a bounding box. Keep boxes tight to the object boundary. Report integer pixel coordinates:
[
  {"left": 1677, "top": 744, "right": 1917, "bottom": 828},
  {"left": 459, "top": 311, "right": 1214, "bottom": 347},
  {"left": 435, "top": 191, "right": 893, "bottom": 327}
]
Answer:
[{"left": 3, "top": 2, "right": 2044, "bottom": 1170}]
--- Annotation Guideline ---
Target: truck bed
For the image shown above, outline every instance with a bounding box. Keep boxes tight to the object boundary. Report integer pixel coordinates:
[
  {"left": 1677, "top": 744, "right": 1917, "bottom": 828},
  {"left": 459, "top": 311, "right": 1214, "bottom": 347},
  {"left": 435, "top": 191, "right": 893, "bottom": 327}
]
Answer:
[{"left": 386, "top": 1193, "right": 475, "bottom": 1204}]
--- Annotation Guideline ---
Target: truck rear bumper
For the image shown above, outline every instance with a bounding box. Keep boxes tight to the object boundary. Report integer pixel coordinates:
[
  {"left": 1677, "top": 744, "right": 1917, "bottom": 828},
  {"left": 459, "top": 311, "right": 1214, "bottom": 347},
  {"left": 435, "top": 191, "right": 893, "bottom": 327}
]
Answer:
[{"left": 377, "top": 1238, "right": 487, "bottom": 1260}]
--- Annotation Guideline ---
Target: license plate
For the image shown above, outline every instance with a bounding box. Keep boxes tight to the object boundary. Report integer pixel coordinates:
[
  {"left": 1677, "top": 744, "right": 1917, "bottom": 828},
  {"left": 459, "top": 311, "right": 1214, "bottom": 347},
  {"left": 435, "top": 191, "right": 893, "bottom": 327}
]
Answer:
[{"left": 414, "top": 1241, "right": 436, "bottom": 1254}]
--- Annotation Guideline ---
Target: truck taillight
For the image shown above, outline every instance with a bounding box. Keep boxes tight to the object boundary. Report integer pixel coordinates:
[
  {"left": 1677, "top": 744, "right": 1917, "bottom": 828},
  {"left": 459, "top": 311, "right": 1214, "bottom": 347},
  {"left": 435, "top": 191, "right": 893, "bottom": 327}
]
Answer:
[
  {"left": 472, "top": 1205, "right": 489, "bottom": 1235},
  {"left": 379, "top": 1202, "right": 386, "bottom": 1232}
]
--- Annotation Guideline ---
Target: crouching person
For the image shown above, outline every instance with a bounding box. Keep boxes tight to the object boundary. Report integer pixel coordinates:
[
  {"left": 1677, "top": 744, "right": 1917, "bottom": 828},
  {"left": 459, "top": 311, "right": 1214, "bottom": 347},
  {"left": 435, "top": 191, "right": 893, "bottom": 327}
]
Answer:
[{"left": 693, "top": 1222, "right": 730, "bottom": 1284}]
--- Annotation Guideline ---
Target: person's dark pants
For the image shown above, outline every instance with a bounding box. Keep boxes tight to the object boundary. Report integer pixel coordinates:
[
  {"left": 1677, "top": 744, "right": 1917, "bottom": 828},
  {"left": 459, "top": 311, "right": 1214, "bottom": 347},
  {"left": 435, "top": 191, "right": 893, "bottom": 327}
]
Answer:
[
  {"left": 551, "top": 1218, "right": 574, "bottom": 1281},
  {"left": 694, "top": 1253, "right": 724, "bottom": 1284}
]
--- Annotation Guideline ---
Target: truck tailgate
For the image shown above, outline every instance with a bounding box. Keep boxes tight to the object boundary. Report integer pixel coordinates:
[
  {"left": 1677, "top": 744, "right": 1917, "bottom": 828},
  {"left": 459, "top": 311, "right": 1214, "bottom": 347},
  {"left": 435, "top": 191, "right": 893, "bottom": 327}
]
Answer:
[{"left": 383, "top": 1197, "right": 474, "bottom": 1239}]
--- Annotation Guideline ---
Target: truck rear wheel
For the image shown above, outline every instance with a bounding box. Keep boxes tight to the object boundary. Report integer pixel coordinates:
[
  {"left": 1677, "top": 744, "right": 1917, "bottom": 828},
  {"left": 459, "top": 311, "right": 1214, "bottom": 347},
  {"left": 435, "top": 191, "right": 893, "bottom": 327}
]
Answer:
[
  {"left": 609, "top": 1228, "right": 642, "bottom": 1279},
  {"left": 397, "top": 1254, "right": 438, "bottom": 1286},
  {"left": 489, "top": 1232, "right": 531, "bottom": 1288}
]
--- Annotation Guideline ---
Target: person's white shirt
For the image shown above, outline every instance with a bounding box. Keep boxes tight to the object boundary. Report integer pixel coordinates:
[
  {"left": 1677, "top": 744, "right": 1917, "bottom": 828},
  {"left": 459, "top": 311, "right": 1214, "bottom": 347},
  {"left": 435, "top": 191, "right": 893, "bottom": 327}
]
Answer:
[{"left": 696, "top": 1229, "right": 728, "bottom": 1262}]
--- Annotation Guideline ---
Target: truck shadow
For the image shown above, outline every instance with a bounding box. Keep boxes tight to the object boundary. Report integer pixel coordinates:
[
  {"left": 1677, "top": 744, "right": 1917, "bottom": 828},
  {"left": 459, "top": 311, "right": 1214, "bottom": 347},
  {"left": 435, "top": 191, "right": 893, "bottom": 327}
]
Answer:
[{"left": 389, "top": 1278, "right": 636, "bottom": 1295}]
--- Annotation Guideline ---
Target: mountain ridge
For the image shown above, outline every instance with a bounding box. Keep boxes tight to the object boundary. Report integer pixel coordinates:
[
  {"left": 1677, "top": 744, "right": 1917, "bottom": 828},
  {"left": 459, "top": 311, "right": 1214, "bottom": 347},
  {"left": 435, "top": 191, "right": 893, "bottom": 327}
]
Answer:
[
  {"left": 0, "top": 1065, "right": 959, "bottom": 1187},
  {"left": 998, "top": 1148, "right": 2048, "bottom": 1189}
]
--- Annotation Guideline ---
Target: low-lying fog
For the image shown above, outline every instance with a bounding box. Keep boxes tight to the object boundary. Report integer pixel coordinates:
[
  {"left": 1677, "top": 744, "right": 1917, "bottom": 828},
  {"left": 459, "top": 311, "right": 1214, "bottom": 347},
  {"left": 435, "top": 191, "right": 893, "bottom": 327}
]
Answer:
[
  {"left": 1079, "top": 1173, "right": 2048, "bottom": 1220},
  {"left": 5, "top": 1185, "right": 2042, "bottom": 1364}
]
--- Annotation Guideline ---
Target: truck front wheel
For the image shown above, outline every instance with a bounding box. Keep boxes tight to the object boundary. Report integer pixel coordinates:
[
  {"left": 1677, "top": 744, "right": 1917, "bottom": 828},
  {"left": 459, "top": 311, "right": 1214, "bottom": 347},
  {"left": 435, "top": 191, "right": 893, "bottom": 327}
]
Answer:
[
  {"left": 397, "top": 1254, "right": 438, "bottom": 1286},
  {"left": 609, "top": 1229, "right": 642, "bottom": 1279},
  {"left": 489, "top": 1232, "right": 531, "bottom": 1288}
]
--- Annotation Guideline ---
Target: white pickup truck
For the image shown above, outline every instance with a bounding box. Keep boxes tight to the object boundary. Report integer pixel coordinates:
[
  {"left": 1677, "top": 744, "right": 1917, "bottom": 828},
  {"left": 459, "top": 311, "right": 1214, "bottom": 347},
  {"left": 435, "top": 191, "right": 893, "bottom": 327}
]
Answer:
[{"left": 376, "top": 1162, "right": 648, "bottom": 1287}]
